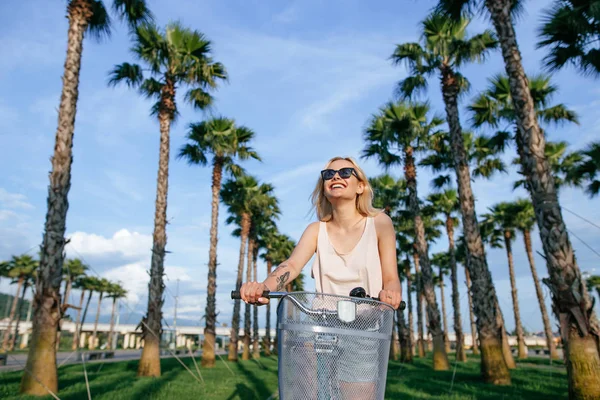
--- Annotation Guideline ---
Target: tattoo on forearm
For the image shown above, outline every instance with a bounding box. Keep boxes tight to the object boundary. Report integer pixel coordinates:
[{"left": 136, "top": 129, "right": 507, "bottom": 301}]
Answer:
[
  {"left": 276, "top": 272, "right": 290, "bottom": 291},
  {"left": 269, "top": 263, "right": 289, "bottom": 278}
]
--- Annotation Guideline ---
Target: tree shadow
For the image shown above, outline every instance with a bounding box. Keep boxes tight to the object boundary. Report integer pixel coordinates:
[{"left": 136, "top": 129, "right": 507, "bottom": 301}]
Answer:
[{"left": 237, "top": 361, "right": 274, "bottom": 399}]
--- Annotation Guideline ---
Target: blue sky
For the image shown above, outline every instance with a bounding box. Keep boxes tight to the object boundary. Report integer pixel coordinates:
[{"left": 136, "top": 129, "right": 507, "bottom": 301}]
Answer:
[{"left": 0, "top": 0, "right": 598, "bottom": 334}]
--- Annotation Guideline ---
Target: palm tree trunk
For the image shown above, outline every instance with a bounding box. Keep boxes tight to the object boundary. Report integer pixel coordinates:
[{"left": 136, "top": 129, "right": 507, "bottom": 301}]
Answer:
[
  {"left": 20, "top": 2, "right": 92, "bottom": 394},
  {"left": 242, "top": 237, "right": 254, "bottom": 360},
  {"left": 447, "top": 220, "right": 466, "bottom": 362},
  {"left": 138, "top": 80, "right": 175, "bottom": 377},
  {"left": 264, "top": 260, "right": 273, "bottom": 356},
  {"left": 72, "top": 290, "right": 86, "bottom": 350},
  {"left": 62, "top": 279, "right": 72, "bottom": 308},
  {"left": 107, "top": 297, "right": 117, "bottom": 350},
  {"left": 228, "top": 213, "right": 251, "bottom": 361},
  {"left": 523, "top": 230, "right": 558, "bottom": 360},
  {"left": 2, "top": 276, "right": 24, "bottom": 350},
  {"left": 413, "top": 252, "right": 426, "bottom": 357},
  {"left": 91, "top": 291, "right": 104, "bottom": 350},
  {"left": 496, "top": 302, "right": 516, "bottom": 369},
  {"left": 465, "top": 269, "right": 479, "bottom": 355},
  {"left": 504, "top": 231, "right": 527, "bottom": 359},
  {"left": 397, "top": 308, "right": 411, "bottom": 362},
  {"left": 441, "top": 65, "right": 510, "bottom": 384},
  {"left": 404, "top": 146, "right": 450, "bottom": 371},
  {"left": 78, "top": 290, "right": 93, "bottom": 349},
  {"left": 252, "top": 247, "right": 260, "bottom": 359},
  {"left": 439, "top": 269, "right": 450, "bottom": 354},
  {"left": 405, "top": 258, "right": 415, "bottom": 356},
  {"left": 10, "top": 283, "right": 29, "bottom": 351},
  {"left": 201, "top": 159, "right": 223, "bottom": 368},
  {"left": 486, "top": 1, "right": 600, "bottom": 396}
]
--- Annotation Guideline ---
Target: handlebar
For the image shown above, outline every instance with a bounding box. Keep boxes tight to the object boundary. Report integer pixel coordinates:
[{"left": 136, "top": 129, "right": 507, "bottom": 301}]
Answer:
[{"left": 230, "top": 288, "right": 406, "bottom": 311}]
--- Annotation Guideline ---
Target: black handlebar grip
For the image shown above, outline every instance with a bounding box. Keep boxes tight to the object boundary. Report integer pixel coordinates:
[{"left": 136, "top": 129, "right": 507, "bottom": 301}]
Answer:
[
  {"left": 399, "top": 300, "right": 406, "bottom": 311},
  {"left": 231, "top": 290, "right": 270, "bottom": 299}
]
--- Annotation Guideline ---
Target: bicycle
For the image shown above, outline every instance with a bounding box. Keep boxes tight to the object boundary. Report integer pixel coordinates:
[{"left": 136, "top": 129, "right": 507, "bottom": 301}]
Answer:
[{"left": 231, "top": 287, "right": 406, "bottom": 399}]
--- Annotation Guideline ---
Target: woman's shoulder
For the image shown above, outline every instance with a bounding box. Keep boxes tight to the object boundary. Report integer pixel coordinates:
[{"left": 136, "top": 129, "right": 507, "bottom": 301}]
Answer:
[{"left": 373, "top": 212, "right": 394, "bottom": 235}]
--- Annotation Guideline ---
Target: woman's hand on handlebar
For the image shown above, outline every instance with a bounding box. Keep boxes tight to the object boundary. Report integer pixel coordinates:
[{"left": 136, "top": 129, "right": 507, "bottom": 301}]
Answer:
[
  {"left": 240, "top": 281, "right": 270, "bottom": 305},
  {"left": 378, "top": 288, "right": 402, "bottom": 310}
]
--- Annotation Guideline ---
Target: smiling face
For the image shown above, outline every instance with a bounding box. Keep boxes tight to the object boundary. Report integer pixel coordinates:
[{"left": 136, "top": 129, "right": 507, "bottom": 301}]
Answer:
[{"left": 323, "top": 159, "right": 365, "bottom": 201}]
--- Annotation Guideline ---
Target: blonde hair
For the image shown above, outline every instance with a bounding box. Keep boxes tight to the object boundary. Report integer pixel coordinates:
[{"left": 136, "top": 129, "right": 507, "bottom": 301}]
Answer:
[{"left": 310, "top": 156, "right": 381, "bottom": 222}]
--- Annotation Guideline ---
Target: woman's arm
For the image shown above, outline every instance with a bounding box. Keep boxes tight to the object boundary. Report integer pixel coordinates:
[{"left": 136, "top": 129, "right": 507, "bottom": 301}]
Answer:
[
  {"left": 375, "top": 212, "right": 402, "bottom": 309},
  {"left": 240, "top": 221, "right": 320, "bottom": 304}
]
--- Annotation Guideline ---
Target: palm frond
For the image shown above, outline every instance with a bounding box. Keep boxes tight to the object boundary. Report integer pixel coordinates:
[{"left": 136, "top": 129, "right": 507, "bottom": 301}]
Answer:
[
  {"left": 112, "top": 0, "right": 154, "bottom": 30},
  {"left": 396, "top": 75, "right": 428, "bottom": 100},
  {"left": 107, "top": 62, "right": 144, "bottom": 88},
  {"left": 185, "top": 88, "right": 214, "bottom": 110},
  {"left": 87, "top": 1, "right": 112, "bottom": 41}
]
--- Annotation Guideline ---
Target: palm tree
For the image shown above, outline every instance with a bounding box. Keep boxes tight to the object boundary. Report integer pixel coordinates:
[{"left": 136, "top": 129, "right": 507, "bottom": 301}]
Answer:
[
  {"left": 90, "top": 278, "right": 112, "bottom": 350},
  {"left": 395, "top": 201, "right": 443, "bottom": 358},
  {"left": 109, "top": 22, "right": 227, "bottom": 377},
  {"left": 537, "top": 0, "right": 600, "bottom": 77},
  {"left": 57, "top": 258, "right": 88, "bottom": 349},
  {"left": 21, "top": 2, "right": 152, "bottom": 395},
  {"left": 512, "top": 198, "right": 558, "bottom": 360},
  {"left": 363, "top": 100, "right": 450, "bottom": 371},
  {"left": 431, "top": 252, "right": 451, "bottom": 354},
  {"left": 178, "top": 117, "right": 260, "bottom": 367},
  {"left": 427, "top": 190, "right": 466, "bottom": 362},
  {"left": 72, "top": 276, "right": 95, "bottom": 350},
  {"left": 2, "top": 255, "right": 38, "bottom": 351},
  {"left": 107, "top": 282, "right": 127, "bottom": 350},
  {"left": 455, "top": 237, "right": 478, "bottom": 355},
  {"left": 221, "top": 175, "right": 267, "bottom": 361},
  {"left": 393, "top": 11, "right": 510, "bottom": 382},
  {"left": 481, "top": 203, "right": 527, "bottom": 359},
  {"left": 438, "top": 0, "right": 600, "bottom": 394},
  {"left": 10, "top": 265, "right": 37, "bottom": 351},
  {"left": 569, "top": 141, "right": 600, "bottom": 198}
]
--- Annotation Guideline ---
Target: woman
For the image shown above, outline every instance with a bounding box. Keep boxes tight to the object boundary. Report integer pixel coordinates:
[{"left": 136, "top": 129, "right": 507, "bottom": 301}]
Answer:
[
  {"left": 240, "top": 157, "right": 402, "bottom": 309},
  {"left": 241, "top": 156, "right": 401, "bottom": 399},
  {"left": 240, "top": 155, "right": 402, "bottom": 307}
]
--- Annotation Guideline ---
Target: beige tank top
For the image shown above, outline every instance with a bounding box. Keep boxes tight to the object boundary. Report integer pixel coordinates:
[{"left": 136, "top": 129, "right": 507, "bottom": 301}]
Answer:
[{"left": 311, "top": 216, "right": 383, "bottom": 297}]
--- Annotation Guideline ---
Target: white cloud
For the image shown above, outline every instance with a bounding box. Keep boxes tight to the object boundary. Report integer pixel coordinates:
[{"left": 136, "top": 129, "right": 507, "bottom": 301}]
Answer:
[
  {"left": 0, "top": 188, "right": 34, "bottom": 210},
  {"left": 66, "top": 229, "right": 152, "bottom": 265}
]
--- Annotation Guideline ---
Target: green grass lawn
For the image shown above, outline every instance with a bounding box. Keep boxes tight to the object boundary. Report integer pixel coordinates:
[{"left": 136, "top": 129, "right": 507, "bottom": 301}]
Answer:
[{"left": 0, "top": 354, "right": 567, "bottom": 399}]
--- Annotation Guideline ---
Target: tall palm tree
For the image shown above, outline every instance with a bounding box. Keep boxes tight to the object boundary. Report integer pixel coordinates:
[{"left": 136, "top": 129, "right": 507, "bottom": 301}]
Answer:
[
  {"left": 455, "top": 237, "right": 478, "bottom": 355},
  {"left": 2, "top": 255, "right": 38, "bottom": 351},
  {"left": 221, "top": 175, "right": 268, "bottom": 361},
  {"left": 10, "top": 266, "right": 37, "bottom": 351},
  {"left": 512, "top": 198, "right": 559, "bottom": 360},
  {"left": 392, "top": 12, "right": 510, "bottom": 382},
  {"left": 109, "top": 22, "right": 227, "bottom": 377},
  {"left": 538, "top": 0, "right": 600, "bottom": 77},
  {"left": 72, "top": 276, "right": 95, "bottom": 350},
  {"left": 178, "top": 117, "right": 260, "bottom": 367},
  {"left": 427, "top": 190, "right": 466, "bottom": 362},
  {"left": 431, "top": 252, "right": 451, "bottom": 354},
  {"left": 21, "top": 2, "right": 152, "bottom": 395},
  {"left": 57, "top": 258, "right": 87, "bottom": 349},
  {"left": 439, "top": 1, "right": 600, "bottom": 392},
  {"left": 481, "top": 203, "right": 527, "bottom": 359},
  {"left": 363, "top": 101, "right": 450, "bottom": 371},
  {"left": 107, "top": 283, "right": 127, "bottom": 350},
  {"left": 395, "top": 201, "right": 443, "bottom": 357},
  {"left": 569, "top": 141, "right": 600, "bottom": 198},
  {"left": 90, "top": 278, "right": 112, "bottom": 350}
]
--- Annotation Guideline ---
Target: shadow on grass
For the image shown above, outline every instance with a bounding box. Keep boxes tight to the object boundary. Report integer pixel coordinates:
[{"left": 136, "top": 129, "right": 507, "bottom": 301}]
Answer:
[{"left": 237, "top": 361, "right": 274, "bottom": 399}]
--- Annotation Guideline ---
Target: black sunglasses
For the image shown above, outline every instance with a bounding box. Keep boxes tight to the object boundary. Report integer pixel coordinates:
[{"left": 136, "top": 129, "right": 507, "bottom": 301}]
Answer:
[{"left": 320, "top": 167, "right": 359, "bottom": 181}]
